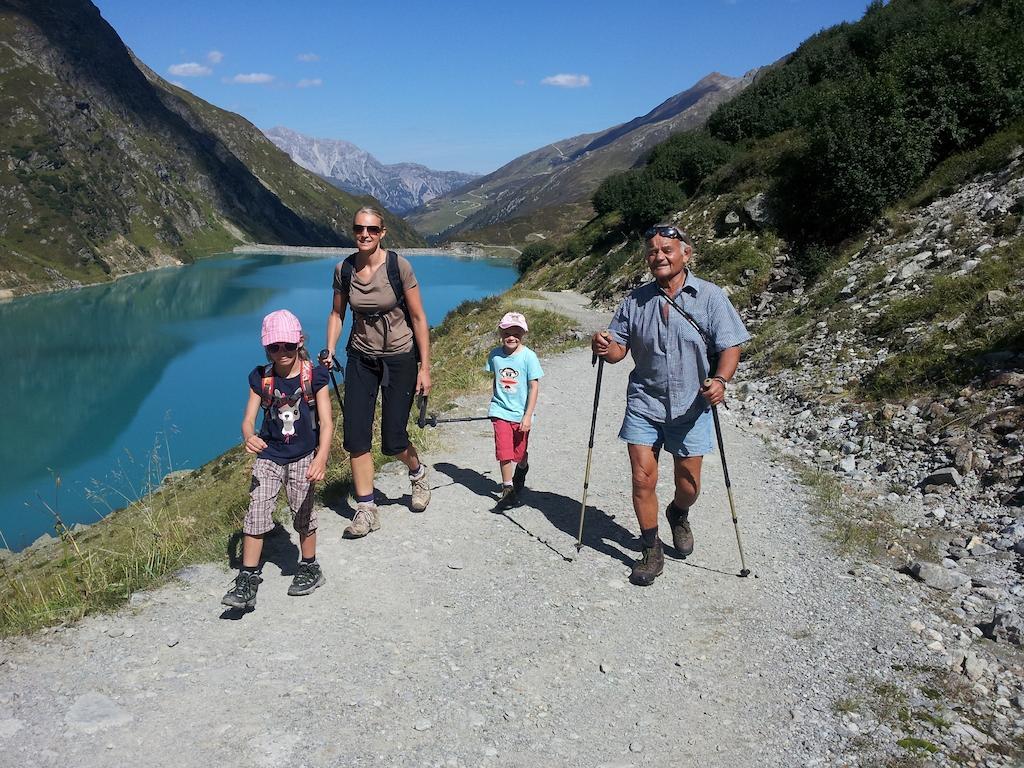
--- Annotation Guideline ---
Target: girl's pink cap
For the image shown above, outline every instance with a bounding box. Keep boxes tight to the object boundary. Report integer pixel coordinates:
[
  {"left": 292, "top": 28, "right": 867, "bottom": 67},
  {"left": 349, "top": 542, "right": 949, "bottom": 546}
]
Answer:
[{"left": 261, "top": 309, "right": 302, "bottom": 346}]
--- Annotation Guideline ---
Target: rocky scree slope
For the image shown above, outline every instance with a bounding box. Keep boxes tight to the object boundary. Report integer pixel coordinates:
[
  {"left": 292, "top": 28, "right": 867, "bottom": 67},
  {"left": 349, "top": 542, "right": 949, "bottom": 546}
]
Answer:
[
  {"left": 525, "top": 147, "right": 1024, "bottom": 764},
  {"left": 265, "top": 126, "right": 479, "bottom": 216},
  {"left": 407, "top": 72, "right": 754, "bottom": 242},
  {"left": 0, "top": 0, "right": 421, "bottom": 297}
]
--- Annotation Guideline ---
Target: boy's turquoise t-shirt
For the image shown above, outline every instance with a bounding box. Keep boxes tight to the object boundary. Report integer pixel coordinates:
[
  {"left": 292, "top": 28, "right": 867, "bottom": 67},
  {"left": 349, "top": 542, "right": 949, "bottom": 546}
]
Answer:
[{"left": 485, "top": 345, "right": 544, "bottom": 421}]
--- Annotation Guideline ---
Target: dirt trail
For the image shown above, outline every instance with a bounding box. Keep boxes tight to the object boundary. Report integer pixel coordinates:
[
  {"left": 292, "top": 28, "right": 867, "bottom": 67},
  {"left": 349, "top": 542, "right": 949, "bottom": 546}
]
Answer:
[{"left": 0, "top": 293, "right": 932, "bottom": 767}]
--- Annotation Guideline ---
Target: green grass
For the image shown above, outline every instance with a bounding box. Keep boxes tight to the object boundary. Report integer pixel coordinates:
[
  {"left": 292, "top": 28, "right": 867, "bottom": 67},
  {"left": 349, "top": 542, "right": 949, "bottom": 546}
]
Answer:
[{"left": 860, "top": 239, "right": 1024, "bottom": 397}]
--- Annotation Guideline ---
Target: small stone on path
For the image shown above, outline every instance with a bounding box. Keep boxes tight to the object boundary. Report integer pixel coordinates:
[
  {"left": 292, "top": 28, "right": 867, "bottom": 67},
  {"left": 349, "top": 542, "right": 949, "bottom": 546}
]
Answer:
[{"left": 413, "top": 719, "right": 432, "bottom": 731}]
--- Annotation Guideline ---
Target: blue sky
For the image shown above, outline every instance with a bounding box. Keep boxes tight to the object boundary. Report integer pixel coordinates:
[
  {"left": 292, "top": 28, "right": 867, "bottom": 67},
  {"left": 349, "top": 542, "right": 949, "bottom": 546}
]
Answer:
[{"left": 94, "top": 0, "right": 872, "bottom": 174}]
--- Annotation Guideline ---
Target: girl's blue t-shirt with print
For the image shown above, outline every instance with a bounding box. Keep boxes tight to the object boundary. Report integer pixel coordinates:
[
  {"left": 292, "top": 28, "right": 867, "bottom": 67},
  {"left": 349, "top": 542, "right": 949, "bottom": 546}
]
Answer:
[
  {"left": 248, "top": 364, "right": 329, "bottom": 465},
  {"left": 485, "top": 346, "right": 544, "bottom": 421}
]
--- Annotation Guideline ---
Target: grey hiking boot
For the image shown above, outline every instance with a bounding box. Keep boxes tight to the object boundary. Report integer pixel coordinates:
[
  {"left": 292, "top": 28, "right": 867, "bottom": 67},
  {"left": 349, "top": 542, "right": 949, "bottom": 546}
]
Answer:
[
  {"left": 629, "top": 538, "right": 664, "bottom": 586},
  {"left": 665, "top": 502, "right": 694, "bottom": 557},
  {"left": 221, "top": 570, "right": 261, "bottom": 608},
  {"left": 512, "top": 462, "right": 529, "bottom": 493},
  {"left": 410, "top": 466, "right": 431, "bottom": 512},
  {"left": 287, "top": 561, "right": 325, "bottom": 596},
  {"left": 343, "top": 502, "right": 380, "bottom": 539},
  {"left": 492, "top": 485, "right": 518, "bottom": 512}
]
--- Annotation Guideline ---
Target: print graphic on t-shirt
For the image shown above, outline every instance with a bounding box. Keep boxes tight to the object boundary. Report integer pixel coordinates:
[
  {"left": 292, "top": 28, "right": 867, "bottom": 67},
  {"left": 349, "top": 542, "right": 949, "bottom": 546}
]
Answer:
[
  {"left": 273, "top": 388, "right": 302, "bottom": 441},
  {"left": 499, "top": 367, "right": 520, "bottom": 393}
]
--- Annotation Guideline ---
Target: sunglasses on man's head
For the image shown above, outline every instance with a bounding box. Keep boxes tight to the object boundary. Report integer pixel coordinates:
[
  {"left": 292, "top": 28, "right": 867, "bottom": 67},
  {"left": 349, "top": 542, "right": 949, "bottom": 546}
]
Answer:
[
  {"left": 643, "top": 225, "right": 688, "bottom": 242},
  {"left": 353, "top": 224, "right": 382, "bottom": 235},
  {"left": 266, "top": 342, "right": 299, "bottom": 353}
]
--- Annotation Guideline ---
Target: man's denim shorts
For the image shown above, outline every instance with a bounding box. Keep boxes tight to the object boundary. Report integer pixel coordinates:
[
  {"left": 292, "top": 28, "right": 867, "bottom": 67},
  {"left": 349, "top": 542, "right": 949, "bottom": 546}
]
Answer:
[{"left": 618, "top": 403, "right": 713, "bottom": 457}]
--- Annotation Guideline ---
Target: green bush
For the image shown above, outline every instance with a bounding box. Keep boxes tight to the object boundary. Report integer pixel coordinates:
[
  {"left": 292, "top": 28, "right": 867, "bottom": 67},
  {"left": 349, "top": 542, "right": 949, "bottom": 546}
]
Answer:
[
  {"left": 591, "top": 170, "right": 685, "bottom": 233},
  {"left": 517, "top": 241, "right": 555, "bottom": 272},
  {"left": 645, "top": 131, "right": 735, "bottom": 195}
]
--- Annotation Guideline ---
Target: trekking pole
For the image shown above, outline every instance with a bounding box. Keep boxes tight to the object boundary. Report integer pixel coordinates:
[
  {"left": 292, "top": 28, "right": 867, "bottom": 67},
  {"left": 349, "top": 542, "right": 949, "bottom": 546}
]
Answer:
[
  {"left": 319, "top": 350, "right": 344, "bottom": 417},
  {"left": 703, "top": 378, "right": 750, "bottom": 578},
  {"left": 575, "top": 353, "right": 605, "bottom": 553}
]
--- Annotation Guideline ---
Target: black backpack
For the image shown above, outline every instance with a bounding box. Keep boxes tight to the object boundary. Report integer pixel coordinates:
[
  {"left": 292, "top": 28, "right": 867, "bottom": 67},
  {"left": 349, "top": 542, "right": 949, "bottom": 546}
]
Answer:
[{"left": 337, "top": 250, "right": 417, "bottom": 358}]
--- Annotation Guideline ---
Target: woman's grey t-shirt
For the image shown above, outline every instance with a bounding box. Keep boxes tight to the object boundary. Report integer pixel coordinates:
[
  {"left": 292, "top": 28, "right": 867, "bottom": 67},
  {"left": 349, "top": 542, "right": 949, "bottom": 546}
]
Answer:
[
  {"left": 333, "top": 254, "right": 418, "bottom": 356},
  {"left": 607, "top": 272, "right": 750, "bottom": 422}
]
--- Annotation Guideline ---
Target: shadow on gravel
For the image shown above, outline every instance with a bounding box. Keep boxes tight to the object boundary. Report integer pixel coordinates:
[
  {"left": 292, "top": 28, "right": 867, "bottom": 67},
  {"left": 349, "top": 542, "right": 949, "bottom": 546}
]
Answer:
[
  {"left": 433, "top": 462, "right": 638, "bottom": 567},
  {"left": 226, "top": 523, "right": 299, "bottom": 576}
]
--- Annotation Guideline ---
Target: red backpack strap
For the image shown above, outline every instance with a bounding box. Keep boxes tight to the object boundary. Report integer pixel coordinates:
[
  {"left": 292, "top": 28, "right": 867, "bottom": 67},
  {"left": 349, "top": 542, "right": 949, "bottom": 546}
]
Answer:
[
  {"left": 299, "top": 359, "right": 315, "bottom": 405},
  {"left": 260, "top": 363, "right": 275, "bottom": 409}
]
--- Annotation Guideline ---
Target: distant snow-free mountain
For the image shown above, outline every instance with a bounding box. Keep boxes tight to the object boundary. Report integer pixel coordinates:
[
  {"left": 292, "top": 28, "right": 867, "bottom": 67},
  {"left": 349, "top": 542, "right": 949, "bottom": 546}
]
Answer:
[{"left": 264, "top": 127, "right": 479, "bottom": 215}]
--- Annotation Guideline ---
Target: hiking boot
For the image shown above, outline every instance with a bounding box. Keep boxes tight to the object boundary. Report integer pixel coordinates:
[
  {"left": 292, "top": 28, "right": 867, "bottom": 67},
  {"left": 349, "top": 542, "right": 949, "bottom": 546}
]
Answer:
[
  {"left": 410, "top": 466, "right": 431, "bottom": 512},
  {"left": 221, "top": 570, "right": 261, "bottom": 608},
  {"left": 629, "top": 538, "right": 664, "bottom": 586},
  {"left": 492, "top": 485, "right": 518, "bottom": 512},
  {"left": 665, "top": 502, "right": 694, "bottom": 557},
  {"left": 343, "top": 502, "right": 380, "bottom": 539},
  {"left": 512, "top": 462, "right": 529, "bottom": 493},
  {"left": 287, "top": 561, "right": 326, "bottom": 596}
]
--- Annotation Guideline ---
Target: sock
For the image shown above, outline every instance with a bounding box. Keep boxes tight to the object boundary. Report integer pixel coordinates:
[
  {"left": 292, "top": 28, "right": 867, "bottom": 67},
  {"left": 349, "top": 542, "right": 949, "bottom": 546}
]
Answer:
[
  {"left": 502, "top": 481, "right": 513, "bottom": 489},
  {"left": 355, "top": 492, "right": 374, "bottom": 504},
  {"left": 240, "top": 565, "right": 259, "bottom": 575},
  {"left": 640, "top": 527, "right": 659, "bottom": 548},
  {"left": 409, "top": 464, "right": 424, "bottom": 480},
  {"left": 301, "top": 556, "right": 316, "bottom": 565}
]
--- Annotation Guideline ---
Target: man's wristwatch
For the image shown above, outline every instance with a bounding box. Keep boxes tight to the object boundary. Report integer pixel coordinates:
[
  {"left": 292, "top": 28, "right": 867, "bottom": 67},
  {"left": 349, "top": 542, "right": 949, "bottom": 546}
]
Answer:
[{"left": 712, "top": 375, "right": 728, "bottom": 387}]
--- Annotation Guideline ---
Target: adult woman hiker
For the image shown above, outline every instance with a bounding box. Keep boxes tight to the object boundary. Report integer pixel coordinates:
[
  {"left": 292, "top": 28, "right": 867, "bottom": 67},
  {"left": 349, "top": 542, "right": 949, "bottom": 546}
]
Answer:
[
  {"left": 322, "top": 206, "right": 432, "bottom": 538},
  {"left": 591, "top": 223, "right": 750, "bottom": 586}
]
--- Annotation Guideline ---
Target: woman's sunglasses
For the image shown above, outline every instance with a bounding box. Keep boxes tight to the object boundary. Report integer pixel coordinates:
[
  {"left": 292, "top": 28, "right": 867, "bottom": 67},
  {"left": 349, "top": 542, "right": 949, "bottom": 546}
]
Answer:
[
  {"left": 266, "top": 342, "right": 299, "bottom": 353},
  {"left": 353, "top": 224, "right": 383, "bottom": 235}
]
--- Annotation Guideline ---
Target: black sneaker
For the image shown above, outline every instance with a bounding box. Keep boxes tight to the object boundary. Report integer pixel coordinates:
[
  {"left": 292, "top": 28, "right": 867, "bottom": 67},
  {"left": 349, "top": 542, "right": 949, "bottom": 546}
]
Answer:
[
  {"left": 288, "top": 561, "right": 326, "bottom": 596},
  {"left": 221, "top": 570, "right": 261, "bottom": 608},
  {"left": 492, "top": 485, "right": 518, "bottom": 512},
  {"left": 629, "top": 538, "right": 664, "bottom": 586},
  {"left": 512, "top": 463, "right": 529, "bottom": 493}
]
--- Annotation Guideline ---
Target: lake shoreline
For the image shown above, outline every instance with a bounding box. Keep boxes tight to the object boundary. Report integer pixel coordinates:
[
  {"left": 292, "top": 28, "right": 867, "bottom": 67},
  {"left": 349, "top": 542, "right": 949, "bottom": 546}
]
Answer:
[{"left": 232, "top": 242, "right": 520, "bottom": 260}]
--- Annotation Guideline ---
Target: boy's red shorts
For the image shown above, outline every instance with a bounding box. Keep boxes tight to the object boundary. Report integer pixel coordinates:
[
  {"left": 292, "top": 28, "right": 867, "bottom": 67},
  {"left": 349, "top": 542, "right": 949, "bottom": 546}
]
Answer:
[{"left": 492, "top": 417, "right": 529, "bottom": 463}]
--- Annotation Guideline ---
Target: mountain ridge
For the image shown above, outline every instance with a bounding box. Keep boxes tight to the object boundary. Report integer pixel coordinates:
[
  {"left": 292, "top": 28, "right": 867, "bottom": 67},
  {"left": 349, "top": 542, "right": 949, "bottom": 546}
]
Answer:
[
  {"left": 0, "top": 0, "right": 422, "bottom": 297},
  {"left": 264, "top": 126, "right": 479, "bottom": 215},
  {"left": 406, "top": 70, "right": 755, "bottom": 242}
]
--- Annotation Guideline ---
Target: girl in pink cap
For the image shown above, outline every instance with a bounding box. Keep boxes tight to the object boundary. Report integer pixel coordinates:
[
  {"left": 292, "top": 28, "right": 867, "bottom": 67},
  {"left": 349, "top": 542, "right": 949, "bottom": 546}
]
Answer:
[{"left": 222, "top": 309, "right": 333, "bottom": 610}]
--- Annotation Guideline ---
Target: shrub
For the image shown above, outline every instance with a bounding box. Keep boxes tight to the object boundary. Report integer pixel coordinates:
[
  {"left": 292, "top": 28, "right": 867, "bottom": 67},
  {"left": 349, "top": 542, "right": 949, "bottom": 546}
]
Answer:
[
  {"left": 591, "top": 170, "right": 685, "bottom": 233},
  {"left": 645, "top": 132, "right": 736, "bottom": 195}
]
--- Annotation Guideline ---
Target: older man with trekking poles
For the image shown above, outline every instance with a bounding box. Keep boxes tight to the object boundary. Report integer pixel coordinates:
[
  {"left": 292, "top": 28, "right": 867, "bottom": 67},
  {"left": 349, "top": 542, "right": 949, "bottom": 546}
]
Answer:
[{"left": 591, "top": 223, "right": 751, "bottom": 586}]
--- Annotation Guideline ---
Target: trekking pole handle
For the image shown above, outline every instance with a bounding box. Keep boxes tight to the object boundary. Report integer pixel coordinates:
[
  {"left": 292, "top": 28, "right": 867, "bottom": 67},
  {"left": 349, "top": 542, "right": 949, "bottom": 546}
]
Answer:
[{"left": 417, "top": 394, "right": 428, "bottom": 429}]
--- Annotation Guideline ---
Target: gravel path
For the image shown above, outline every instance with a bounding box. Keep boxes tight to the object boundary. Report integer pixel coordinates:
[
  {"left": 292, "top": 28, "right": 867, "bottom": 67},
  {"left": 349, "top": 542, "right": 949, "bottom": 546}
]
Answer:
[{"left": 0, "top": 294, "right": 939, "bottom": 767}]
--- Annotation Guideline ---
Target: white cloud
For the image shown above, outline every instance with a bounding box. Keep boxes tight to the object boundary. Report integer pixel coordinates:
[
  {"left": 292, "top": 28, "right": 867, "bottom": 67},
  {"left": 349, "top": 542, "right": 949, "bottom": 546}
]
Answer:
[
  {"left": 228, "top": 72, "right": 275, "bottom": 84},
  {"left": 168, "top": 62, "right": 212, "bottom": 77},
  {"left": 297, "top": 78, "right": 323, "bottom": 88},
  {"left": 540, "top": 73, "right": 591, "bottom": 88},
  {"left": 206, "top": 50, "right": 224, "bottom": 64},
  {"left": 297, "top": 53, "right": 320, "bottom": 62}
]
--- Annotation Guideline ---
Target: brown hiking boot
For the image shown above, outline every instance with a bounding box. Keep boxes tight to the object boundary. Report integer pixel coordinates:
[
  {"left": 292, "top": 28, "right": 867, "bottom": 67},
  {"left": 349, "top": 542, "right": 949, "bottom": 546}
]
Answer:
[
  {"left": 410, "top": 466, "right": 431, "bottom": 512},
  {"left": 630, "top": 538, "right": 664, "bottom": 586},
  {"left": 343, "top": 502, "right": 380, "bottom": 539},
  {"left": 665, "top": 502, "right": 694, "bottom": 557},
  {"left": 626, "top": 536, "right": 667, "bottom": 585}
]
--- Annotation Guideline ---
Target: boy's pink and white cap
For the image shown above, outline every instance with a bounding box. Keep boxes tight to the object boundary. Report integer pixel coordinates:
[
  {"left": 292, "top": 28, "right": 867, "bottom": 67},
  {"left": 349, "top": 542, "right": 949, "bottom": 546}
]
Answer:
[
  {"left": 261, "top": 309, "right": 303, "bottom": 346},
  {"left": 498, "top": 311, "right": 528, "bottom": 332}
]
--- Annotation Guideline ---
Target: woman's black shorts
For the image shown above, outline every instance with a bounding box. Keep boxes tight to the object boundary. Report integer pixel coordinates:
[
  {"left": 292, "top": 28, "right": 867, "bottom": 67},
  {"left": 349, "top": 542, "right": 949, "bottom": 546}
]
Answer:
[{"left": 343, "top": 350, "right": 418, "bottom": 455}]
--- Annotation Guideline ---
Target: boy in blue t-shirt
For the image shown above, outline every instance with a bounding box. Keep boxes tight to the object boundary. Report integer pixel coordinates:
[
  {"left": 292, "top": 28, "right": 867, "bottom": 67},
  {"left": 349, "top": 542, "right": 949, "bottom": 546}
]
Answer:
[{"left": 484, "top": 312, "right": 544, "bottom": 510}]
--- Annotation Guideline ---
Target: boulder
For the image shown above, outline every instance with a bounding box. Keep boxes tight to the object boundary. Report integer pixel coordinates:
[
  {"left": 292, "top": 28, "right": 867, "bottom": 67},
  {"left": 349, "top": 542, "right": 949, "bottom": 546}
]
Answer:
[
  {"left": 985, "top": 610, "right": 1024, "bottom": 645},
  {"left": 908, "top": 561, "right": 971, "bottom": 592},
  {"left": 742, "top": 193, "right": 772, "bottom": 228},
  {"left": 919, "top": 467, "right": 962, "bottom": 488}
]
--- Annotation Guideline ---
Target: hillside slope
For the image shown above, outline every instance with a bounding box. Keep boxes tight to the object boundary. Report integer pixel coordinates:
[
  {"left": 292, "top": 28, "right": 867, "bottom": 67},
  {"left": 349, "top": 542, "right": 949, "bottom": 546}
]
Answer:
[
  {"left": 406, "top": 72, "right": 753, "bottom": 241},
  {"left": 0, "top": 0, "right": 421, "bottom": 297}
]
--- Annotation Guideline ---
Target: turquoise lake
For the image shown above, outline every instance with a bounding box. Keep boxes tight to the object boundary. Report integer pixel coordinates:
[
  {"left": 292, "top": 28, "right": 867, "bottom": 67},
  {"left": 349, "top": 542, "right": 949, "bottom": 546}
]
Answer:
[{"left": 2, "top": 251, "right": 517, "bottom": 549}]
